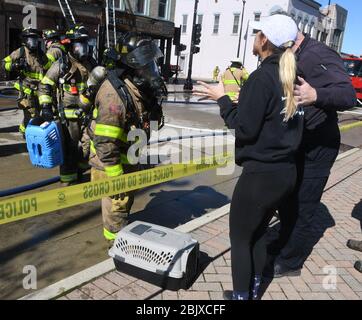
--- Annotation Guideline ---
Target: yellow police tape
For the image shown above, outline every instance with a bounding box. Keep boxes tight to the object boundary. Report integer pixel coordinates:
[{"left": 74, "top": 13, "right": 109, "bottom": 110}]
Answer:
[
  {"left": 0, "top": 153, "right": 233, "bottom": 226},
  {"left": 339, "top": 121, "right": 362, "bottom": 133}
]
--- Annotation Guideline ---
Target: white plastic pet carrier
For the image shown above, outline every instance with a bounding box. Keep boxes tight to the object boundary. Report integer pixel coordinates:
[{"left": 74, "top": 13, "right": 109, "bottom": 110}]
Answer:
[{"left": 109, "top": 221, "right": 200, "bottom": 290}]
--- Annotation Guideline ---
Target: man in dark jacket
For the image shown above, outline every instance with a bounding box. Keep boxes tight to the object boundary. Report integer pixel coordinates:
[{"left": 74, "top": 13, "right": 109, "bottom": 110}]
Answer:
[{"left": 267, "top": 31, "right": 357, "bottom": 277}]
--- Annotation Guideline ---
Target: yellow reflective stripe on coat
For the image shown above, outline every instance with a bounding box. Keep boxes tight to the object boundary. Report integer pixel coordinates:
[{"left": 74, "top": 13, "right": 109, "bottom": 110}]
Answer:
[
  {"left": 79, "top": 94, "right": 90, "bottom": 106},
  {"left": 19, "top": 124, "right": 26, "bottom": 134},
  {"left": 226, "top": 92, "right": 238, "bottom": 98},
  {"left": 90, "top": 140, "right": 97, "bottom": 154},
  {"left": 64, "top": 109, "right": 79, "bottom": 119},
  {"left": 44, "top": 55, "right": 55, "bottom": 70},
  {"left": 4, "top": 56, "right": 12, "bottom": 72},
  {"left": 14, "top": 82, "right": 33, "bottom": 95},
  {"left": 90, "top": 140, "right": 130, "bottom": 164},
  {"left": 63, "top": 83, "right": 86, "bottom": 92},
  {"left": 39, "top": 95, "right": 53, "bottom": 105},
  {"left": 93, "top": 107, "right": 98, "bottom": 119},
  {"left": 104, "top": 163, "right": 124, "bottom": 177},
  {"left": 41, "top": 76, "right": 56, "bottom": 86},
  {"left": 60, "top": 173, "right": 78, "bottom": 183},
  {"left": 46, "top": 53, "right": 57, "bottom": 63},
  {"left": 23, "top": 72, "right": 44, "bottom": 81},
  {"left": 4, "top": 56, "right": 12, "bottom": 71},
  {"left": 104, "top": 228, "right": 118, "bottom": 241},
  {"left": 94, "top": 124, "right": 128, "bottom": 143},
  {"left": 223, "top": 79, "right": 239, "bottom": 85}
]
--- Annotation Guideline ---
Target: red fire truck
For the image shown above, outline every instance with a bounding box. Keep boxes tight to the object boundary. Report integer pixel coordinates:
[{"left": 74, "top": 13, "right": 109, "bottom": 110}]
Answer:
[{"left": 343, "top": 55, "right": 362, "bottom": 106}]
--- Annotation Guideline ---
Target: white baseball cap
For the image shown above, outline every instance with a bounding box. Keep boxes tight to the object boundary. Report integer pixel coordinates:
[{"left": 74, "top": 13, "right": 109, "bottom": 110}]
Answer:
[{"left": 250, "top": 14, "right": 298, "bottom": 48}]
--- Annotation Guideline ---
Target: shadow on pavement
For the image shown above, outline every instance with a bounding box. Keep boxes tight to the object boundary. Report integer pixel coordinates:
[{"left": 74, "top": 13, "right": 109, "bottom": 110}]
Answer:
[
  {"left": 0, "top": 207, "right": 101, "bottom": 265},
  {"left": 0, "top": 125, "right": 19, "bottom": 134},
  {"left": 260, "top": 203, "right": 335, "bottom": 299},
  {"left": 129, "top": 185, "right": 230, "bottom": 229},
  {"left": 0, "top": 143, "right": 27, "bottom": 157}
]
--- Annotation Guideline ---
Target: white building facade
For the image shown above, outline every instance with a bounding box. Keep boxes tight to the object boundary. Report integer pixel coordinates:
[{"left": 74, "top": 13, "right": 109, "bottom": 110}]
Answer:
[{"left": 172, "top": 0, "right": 348, "bottom": 80}]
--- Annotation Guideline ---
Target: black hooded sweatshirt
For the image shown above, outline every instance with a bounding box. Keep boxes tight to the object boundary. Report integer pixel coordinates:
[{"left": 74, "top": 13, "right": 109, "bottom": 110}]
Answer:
[{"left": 217, "top": 54, "right": 304, "bottom": 172}]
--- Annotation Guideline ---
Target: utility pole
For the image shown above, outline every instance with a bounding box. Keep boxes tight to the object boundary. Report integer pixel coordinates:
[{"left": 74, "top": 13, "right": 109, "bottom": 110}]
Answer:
[
  {"left": 237, "top": 0, "right": 246, "bottom": 58},
  {"left": 184, "top": 0, "right": 199, "bottom": 91}
]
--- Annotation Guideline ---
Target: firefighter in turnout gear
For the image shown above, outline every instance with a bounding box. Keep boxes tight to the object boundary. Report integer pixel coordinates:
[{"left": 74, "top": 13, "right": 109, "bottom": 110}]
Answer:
[
  {"left": 89, "top": 32, "right": 166, "bottom": 246},
  {"left": 38, "top": 25, "right": 94, "bottom": 186},
  {"left": 1, "top": 28, "right": 48, "bottom": 136},
  {"left": 43, "top": 29, "right": 67, "bottom": 69},
  {"left": 222, "top": 58, "right": 249, "bottom": 103}
]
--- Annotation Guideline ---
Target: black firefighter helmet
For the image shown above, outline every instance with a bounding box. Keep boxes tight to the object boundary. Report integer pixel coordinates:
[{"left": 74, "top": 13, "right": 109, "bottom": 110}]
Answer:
[
  {"left": 115, "top": 32, "right": 167, "bottom": 97},
  {"left": 22, "top": 27, "right": 42, "bottom": 52},
  {"left": 65, "top": 25, "right": 89, "bottom": 61}
]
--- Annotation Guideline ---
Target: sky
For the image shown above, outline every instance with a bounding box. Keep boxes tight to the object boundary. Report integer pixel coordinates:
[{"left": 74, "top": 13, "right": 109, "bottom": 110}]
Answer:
[{"left": 319, "top": 0, "right": 362, "bottom": 55}]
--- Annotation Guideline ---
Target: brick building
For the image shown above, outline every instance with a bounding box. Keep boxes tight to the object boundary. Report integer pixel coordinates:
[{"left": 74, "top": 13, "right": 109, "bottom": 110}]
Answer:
[{"left": 0, "top": 0, "right": 176, "bottom": 79}]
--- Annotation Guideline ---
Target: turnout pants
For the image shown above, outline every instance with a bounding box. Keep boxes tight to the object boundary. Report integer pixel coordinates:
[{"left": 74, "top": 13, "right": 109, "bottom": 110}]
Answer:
[
  {"left": 18, "top": 94, "right": 40, "bottom": 133},
  {"left": 60, "top": 119, "right": 89, "bottom": 184},
  {"left": 91, "top": 167, "right": 137, "bottom": 242}
]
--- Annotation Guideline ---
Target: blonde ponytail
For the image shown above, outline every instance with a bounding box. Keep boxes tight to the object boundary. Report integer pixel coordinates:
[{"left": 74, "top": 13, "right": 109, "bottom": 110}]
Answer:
[{"left": 279, "top": 46, "right": 297, "bottom": 122}]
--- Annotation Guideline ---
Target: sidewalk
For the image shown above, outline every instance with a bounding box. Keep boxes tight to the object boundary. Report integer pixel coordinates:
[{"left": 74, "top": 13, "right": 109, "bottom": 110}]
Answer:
[{"left": 39, "top": 149, "right": 362, "bottom": 300}]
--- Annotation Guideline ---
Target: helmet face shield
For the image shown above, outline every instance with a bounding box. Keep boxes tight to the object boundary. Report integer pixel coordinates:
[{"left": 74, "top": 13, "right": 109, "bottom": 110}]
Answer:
[
  {"left": 24, "top": 36, "right": 39, "bottom": 52},
  {"left": 133, "top": 61, "right": 167, "bottom": 97},
  {"left": 124, "top": 42, "right": 163, "bottom": 69},
  {"left": 72, "top": 41, "right": 89, "bottom": 61}
]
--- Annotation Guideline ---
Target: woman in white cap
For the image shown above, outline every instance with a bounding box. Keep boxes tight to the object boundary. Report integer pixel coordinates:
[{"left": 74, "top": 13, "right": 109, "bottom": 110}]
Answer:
[{"left": 194, "top": 14, "right": 303, "bottom": 300}]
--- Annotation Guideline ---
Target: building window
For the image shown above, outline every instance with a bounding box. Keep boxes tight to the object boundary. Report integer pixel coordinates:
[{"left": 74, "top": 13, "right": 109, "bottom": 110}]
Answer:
[
  {"left": 135, "top": 0, "right": 147, "bottom": 14},
  {"left": 308, "top": 22, "right": 314, "bottom": 36},
  {"left": 233, "top": 14, "right": 240, "bottom": 34},
  {"left": 213, "top": 14, "right": 220, "bottom": 34},
  {"left": 180, "top": 55, "right": 186, "bottom": 72},
  {"left": 182, "top": 15, "right": 188, "bottom": 33},
  {"left": 158, "top": 0, "right": 168, "bottom": 19},
  {"left": 296, "top": 16, "right": 302, "bottom": 30},
  {"left": 252, "top": 12, "right": 261, "bottom": 34},
  {"left": 114, "top": 0, "right": 121, "bottom": 9},
  {"left": 197, "top": 14, "right": 203, "bottom": 26}
]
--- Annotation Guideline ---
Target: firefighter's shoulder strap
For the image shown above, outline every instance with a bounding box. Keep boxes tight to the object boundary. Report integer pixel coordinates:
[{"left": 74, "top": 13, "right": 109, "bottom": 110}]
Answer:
[
  {"left": 106, "top": 69, "right": 135, "bottom": 118},
  {"left": 227, "top": 67, "right": 241, "bottom": 87},
  {"left": 59, "top": 54, "right": 78, "bottom": 81},
  {"left": 19, "top": 46, "right": 25, "bottom": 61}
]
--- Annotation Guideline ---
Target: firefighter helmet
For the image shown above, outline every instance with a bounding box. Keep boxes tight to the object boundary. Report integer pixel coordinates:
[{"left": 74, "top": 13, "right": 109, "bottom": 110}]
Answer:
[
  {"left": 22, "top": 28, "right": 41, "bottom": 39},
  {"left": 115, "top": 32, "right": 167, "bottom": 97},
  {"left": 65, "top": 25, "right": 89, "bottom": 42},
  {"left": 43, "top": 29, "right": 61, "bottom": 41},
  {"left": 22, "top": 28, "right": 41, "bottom": 52},
  {"left": 65, "top": 25, "right": 89, "bottom": 61},
  {"left": 115, "top": 32, "right": 163, "bottom": 69}
]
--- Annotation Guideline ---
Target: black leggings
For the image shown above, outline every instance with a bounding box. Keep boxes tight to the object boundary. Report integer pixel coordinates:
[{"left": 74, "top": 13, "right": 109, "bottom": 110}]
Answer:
[{"left": 230, "top": 166, "right": 296, "bottom": 292}]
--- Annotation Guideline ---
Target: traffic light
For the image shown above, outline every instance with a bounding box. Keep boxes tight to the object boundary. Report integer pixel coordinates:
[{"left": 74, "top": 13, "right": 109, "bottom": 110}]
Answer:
[
  {"left": 173, "top": 27, "right": 181, "bottom": 46},
  {"left": 175, "top": 43, "right": 187, "bottom": 56},
  {"left": 192, "top": 45, "right": 200, "bottom": 54},
  {"left": 193, "top": 23, "right": 202, "bottom": 45}
]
